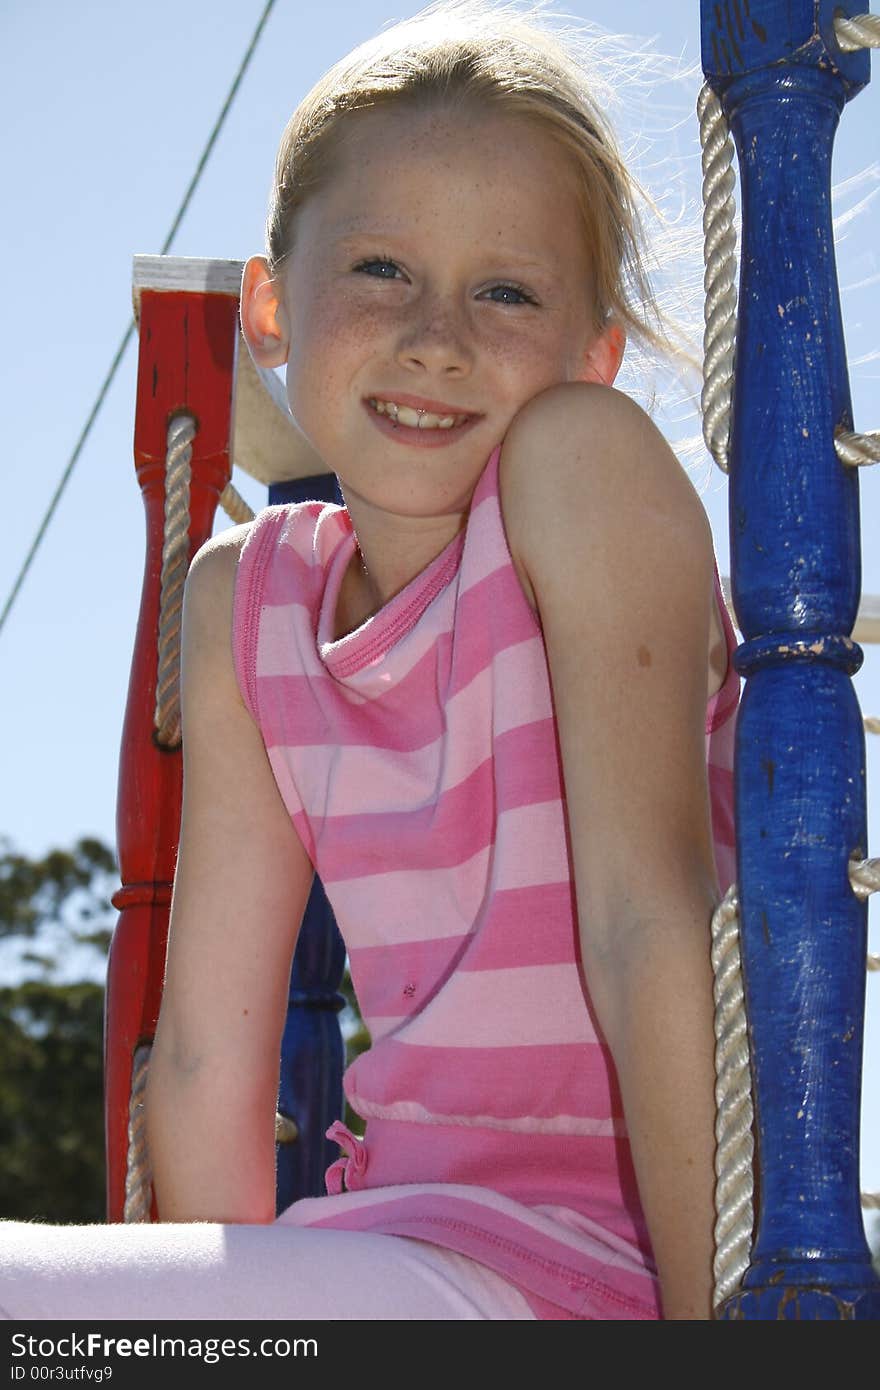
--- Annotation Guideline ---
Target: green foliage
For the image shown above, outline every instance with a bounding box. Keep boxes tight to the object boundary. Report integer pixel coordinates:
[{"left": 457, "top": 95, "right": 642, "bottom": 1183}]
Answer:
[
  {"left": 0, "top": 835, "right": 116, "bottom": 950},
  {"left": 0, "top": 837, "right": 115, "bottom": 1222},
  {"left": 0, "top": 979, "right": 106, "bottom": 1221}
]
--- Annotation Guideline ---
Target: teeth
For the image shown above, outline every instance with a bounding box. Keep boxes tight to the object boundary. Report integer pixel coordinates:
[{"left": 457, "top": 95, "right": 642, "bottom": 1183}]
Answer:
[{"left": 369, "top": 398, "right": 462, "bottom": 430}]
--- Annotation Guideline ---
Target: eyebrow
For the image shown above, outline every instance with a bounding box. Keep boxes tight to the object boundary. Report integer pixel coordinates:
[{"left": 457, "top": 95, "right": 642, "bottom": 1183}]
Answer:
[{"left": 331, "top": 230, "right": 560, "bottom": 279}]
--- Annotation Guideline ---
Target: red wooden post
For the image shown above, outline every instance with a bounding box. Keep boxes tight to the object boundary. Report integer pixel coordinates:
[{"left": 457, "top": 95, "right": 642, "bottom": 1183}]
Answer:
[{"left": 105, "top": 283, "right": 240, "bottom": 1221}]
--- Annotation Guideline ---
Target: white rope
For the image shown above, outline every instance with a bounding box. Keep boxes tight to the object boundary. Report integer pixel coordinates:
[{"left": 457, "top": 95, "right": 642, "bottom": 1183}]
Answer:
[
  {"left": 219, "top": 481, "right": 255, "bottom": 525},
  {"left": 275, "top": 1112, "right": 299, "bottom": 1144},
  {"left": 834, "top": 13, "right": 880, "bottom": 52},
  {"left": 849, "top": 855, "right": 880, "bottom": 903},
  {"left": 835, "top": 429, "right": 880, "bottom": 467},
  {"left": 710, "top": 885, "right": 755, "bottom": 1307},
  {"left": 154, "top": 415, "right": 195, "bottom": 748},
  {"left": 124, "top": 1044, "right": 153, "bottom": 1223},
  {"left": 698, "top": 84, "right": 738, "bottom": 474}
]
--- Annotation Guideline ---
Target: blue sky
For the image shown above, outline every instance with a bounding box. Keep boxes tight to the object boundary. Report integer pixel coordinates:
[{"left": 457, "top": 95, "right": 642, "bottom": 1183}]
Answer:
[{"left": 0, "top": 0, "right": 877, "bottom": 1217}]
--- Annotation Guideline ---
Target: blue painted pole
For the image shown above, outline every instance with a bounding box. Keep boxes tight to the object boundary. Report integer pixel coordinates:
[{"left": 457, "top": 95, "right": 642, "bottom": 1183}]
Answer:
[
  {"left": 268, "top": 472, "right": 348, "bottom": 1209},
  {"left": 700, "top": 0, "right": 879, "bottom": 1318}
]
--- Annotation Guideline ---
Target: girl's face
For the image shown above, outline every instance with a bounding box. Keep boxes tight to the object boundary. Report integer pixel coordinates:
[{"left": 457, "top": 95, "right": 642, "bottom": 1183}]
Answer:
[{"left": 244, "top": 102, "right": 622, "bottom": 537}]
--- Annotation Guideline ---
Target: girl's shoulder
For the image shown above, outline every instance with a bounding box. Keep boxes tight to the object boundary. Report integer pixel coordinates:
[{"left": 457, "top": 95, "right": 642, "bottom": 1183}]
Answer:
[
  {"left": 500, "top": 382, "right": 712, "bottom": 595},
  {"left": 498, "top": 382, "right": 726, "bottom": 700},
  {"left": 498, "top": 381, "right": 708, "bottom": 559},
  {"left": 186, "top": 521, "right": 254, "bottom": 613}
]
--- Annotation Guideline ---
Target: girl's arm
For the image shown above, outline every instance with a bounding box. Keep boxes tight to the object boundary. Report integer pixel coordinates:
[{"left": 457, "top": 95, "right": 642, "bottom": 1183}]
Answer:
[
  {"left": 145, "top": 527, "right": 314, "bottom": 1224},
  {"left": 502, "top": 383, "right": 722, "bottom": 1320}
]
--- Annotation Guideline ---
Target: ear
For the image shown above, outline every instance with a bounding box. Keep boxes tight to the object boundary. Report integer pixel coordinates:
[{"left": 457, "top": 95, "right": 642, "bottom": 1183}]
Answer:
[
  {"left": 240, "top": 255, "right": 290, "bottom": 368},
  {"left": 580, "top": 319, "right": 626, "bottom": 387}
]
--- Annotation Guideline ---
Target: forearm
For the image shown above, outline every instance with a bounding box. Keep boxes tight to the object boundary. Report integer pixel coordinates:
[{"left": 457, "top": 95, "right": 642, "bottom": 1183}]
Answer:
[
  {"left": 590, "top": 910, "right": 718, "bottom": 1320},
  {"left": 146, "top": 1049, "right": 277, "bottom": 1224}
]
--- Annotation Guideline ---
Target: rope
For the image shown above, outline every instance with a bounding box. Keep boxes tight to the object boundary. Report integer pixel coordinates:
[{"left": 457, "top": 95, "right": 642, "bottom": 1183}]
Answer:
[
  {"left": 710, "top": 885, "right": 755, "bottom": 1308},
  {"left": 124, "top": 1044, "right": 153, "bottom": 1222},
  {"left": 848, "top": 859, "right": 879, "bottom": 973},
  {"left": 154, "top": 415, "right": 194, "bottom": 748},
  {"left": 835, "top": 429, "right": 880, "bottom": 467},
  {"left": 698, "top": 84, "right": 738, "bottom": 474},
  {"left": 866, "top": 717, "right": 880, "bottom": 735},
  {"left": 0, "top": 0, "right": 279, "bottom": 643},
  {"left": 219, "top": 481, "right": 255, "bottom": 525},
  {"left": 275, "top": 1112, "right": 299, "bottom": 1144},
  {"left": 834, "top": 13, "right": 880, "bottom": 52},
  {"left": 849, "top": 855, "right": 880, "bottom": 902}
]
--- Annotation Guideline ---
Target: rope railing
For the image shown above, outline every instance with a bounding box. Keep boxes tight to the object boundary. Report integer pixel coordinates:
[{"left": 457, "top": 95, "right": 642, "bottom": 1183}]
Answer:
[
  {"left": 834, "top": 12, "right": 880, "bottom": 52},
  {"left": 710, "top": 886, "right": 755, "bottom": 1308},
  {"left": 698, "top": 83, "right": 738, "bottom": 476},
  {"left": 154, "top": 415, "right": 195, "bottom": 748},
  {"left": 219, "top": 481, "right": 255, "bottom": 525},
  {"left": 123, "top": 1044, "right": 152, "bottom": 1223}
]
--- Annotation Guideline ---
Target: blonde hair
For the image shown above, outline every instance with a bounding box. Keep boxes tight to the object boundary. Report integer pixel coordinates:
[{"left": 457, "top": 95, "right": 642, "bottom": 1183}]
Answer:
[{"left": 266, "top": 0, "right": 696, "bottom": 365}]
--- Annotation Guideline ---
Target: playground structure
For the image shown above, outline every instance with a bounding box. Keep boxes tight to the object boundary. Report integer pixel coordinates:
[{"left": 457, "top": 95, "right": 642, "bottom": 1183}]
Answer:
[{"left": 106, "top": 1, "right": 880, "bottom": 1319}]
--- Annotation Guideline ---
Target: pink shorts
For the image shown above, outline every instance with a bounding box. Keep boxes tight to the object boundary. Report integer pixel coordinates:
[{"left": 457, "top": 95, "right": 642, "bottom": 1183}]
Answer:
[{"left": 0, "top": 1219, "right": 536, "bottom": 1320}]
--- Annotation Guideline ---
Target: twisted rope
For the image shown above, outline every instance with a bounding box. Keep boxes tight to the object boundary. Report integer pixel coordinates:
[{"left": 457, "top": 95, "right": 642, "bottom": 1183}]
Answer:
[
  {"left": 848, "top": 858, "right": 880, "bottom": 974},
  {"left": 834, "top": 13, "right": 880, "bottom": 52},
  {"left": 154, "top": 415, "right": 195, "bottom": 748},
  {"left": 698, "top": 84, "right": 738, "bottom": 474},
  {"left": 835, "top": 428, "right": 880, "bottom": 467},
  {"left": 219, "top": 481, "right": 255, "bottom": 525},
  {"left": 710, "top": 885, "right": 755, "bottom": 1308},
  {"left": 124, "top": 1044, "right": 153, "bottom": 1223},
  {"left": 849, "top": 855, "right": 880, "bottom": 903}
]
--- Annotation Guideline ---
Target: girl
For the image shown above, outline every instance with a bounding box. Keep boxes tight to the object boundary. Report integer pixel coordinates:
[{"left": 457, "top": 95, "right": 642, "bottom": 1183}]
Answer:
[{"left": 0, "top": 0, "right": 738, "bottom": 1321}]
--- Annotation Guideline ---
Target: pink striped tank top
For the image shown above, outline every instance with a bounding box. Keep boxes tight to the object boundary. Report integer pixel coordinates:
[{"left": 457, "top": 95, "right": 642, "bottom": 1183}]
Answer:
[{"left": 232, "top": 440, "right": 740, "bottom": 1320}]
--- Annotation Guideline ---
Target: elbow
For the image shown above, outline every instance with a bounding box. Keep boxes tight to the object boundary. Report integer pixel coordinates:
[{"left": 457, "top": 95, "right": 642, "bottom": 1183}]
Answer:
[{"left": 578, "top": 878, "right": 720, "bottom": 1051}]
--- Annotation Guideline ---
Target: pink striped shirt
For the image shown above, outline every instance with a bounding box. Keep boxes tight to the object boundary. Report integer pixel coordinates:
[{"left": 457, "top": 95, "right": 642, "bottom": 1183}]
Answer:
[{"left": 233, "top": 440, "right": 739, "bottom": 1319}]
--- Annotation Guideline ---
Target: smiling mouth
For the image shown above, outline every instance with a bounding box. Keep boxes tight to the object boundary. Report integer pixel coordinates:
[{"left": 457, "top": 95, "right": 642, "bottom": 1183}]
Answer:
[{"left": 367, "top": 398, "right": 475, "bottom": 430}]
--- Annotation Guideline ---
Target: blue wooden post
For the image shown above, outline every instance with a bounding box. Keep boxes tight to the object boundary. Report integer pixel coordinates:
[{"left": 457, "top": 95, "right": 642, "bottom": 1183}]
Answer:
[
  {"left": 269, "top": 471, "right": 348, "bottom": 1210},
  {"left": 700, "top": 1, "right": 880, "bottom": 1318}
]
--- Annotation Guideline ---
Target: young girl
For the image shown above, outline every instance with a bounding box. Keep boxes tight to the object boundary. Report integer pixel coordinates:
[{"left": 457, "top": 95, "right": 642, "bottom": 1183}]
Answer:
[{"left": 0, "top": 0, "right": 738, "bottom": 1321}]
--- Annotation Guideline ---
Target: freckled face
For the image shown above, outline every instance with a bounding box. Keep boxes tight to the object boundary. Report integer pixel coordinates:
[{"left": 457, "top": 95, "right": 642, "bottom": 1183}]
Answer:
[{"left": 277, "top": 102, "right": 599, "bottom": 521}]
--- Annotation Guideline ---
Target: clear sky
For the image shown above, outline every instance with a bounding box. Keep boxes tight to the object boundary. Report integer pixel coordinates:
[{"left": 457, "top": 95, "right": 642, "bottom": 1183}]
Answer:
[{"left": 0, "top": 0, "right": 877, "bottom": 1217}]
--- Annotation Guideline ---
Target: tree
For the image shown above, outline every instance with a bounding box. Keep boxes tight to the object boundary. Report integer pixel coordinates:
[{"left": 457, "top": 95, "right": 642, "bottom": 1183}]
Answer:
[{"left": 0, "top": 837, "right": 116, "bottom": 1221}]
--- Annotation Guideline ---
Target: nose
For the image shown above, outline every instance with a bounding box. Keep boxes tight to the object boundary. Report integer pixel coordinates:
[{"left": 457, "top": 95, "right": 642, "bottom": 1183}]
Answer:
[{"left": 395, "top": 293, "right": 473, "bottom": 377}]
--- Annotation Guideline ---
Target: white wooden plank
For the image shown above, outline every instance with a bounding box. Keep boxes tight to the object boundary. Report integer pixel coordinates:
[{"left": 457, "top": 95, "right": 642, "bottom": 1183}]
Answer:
[
  {"left": 232, "top": 335, "right": 327, "bottom": 484},
  {"left": 132, "top": 255, "right": 244, "bottom": 312}
]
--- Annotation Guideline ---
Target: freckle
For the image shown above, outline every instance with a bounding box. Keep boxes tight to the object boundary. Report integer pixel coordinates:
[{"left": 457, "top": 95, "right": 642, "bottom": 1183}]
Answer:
[
  {"left": 637, "top": 645, "right": 652, "bottom": 668},
  {"left": 243, "top": 1009, "right": 249, "bottom": 1016}
]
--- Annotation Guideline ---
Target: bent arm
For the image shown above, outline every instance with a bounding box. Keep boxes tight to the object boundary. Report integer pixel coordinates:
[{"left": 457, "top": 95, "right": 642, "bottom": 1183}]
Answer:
[
  {"left": 145, "top": 529, "right": 314, "bottom": 1224},
  {"left": 503, "top": 384, "right": 722, "bottom": 1319}
]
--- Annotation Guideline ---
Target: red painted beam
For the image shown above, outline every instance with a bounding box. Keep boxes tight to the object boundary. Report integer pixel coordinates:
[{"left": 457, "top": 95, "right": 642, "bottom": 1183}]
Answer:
[{"left": 105, "top": 286, "right": 240, "bottom": 1221}]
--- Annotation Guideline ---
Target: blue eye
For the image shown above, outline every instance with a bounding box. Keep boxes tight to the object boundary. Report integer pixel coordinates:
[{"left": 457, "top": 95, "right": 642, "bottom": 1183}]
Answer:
[
  {"left": 353, "top": 257, "right": 401, "bottom": 279},
  {"left": 486, "top": 283, "right": 537, "bottom": 306}
]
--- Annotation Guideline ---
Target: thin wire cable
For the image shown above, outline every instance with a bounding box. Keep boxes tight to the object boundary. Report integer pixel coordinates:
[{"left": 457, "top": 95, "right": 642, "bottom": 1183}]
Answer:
[{"left": 0, "top": 0, "right": 278, "bottom": 641}]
